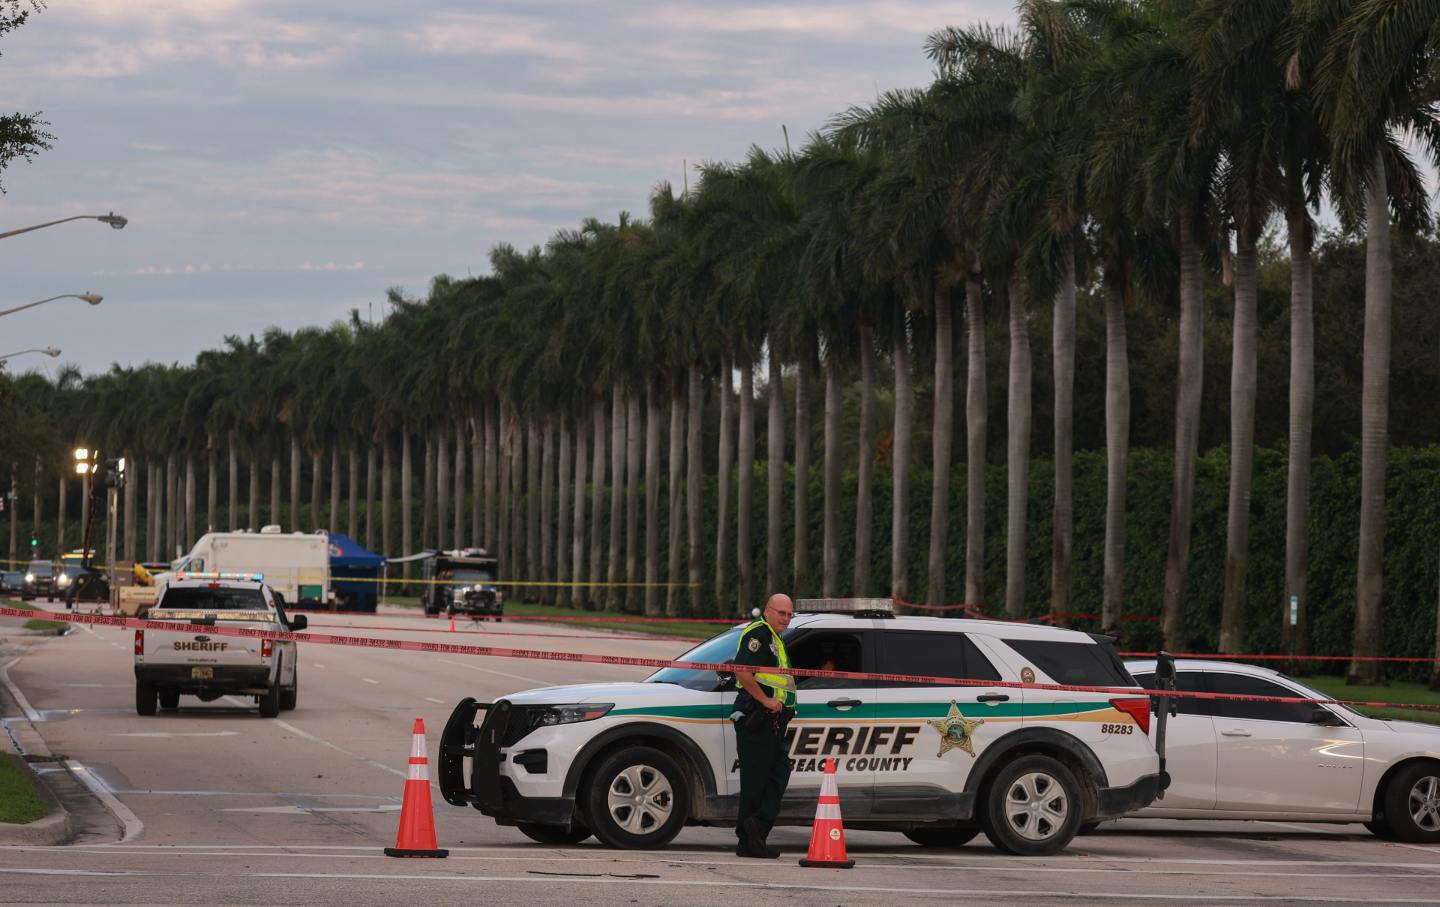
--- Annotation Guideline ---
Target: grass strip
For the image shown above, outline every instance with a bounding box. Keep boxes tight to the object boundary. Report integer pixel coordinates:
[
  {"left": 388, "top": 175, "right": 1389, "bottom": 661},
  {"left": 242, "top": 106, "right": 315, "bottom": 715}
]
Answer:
[
  {"left": 1, "top": 599, "right": 67, "bottom": 632},
  {"left": 1303, "top": 674, "right": 1440, "bottom": 726},
  {"left": 0, "top": 755, "right": 48, "bottom": 825}
]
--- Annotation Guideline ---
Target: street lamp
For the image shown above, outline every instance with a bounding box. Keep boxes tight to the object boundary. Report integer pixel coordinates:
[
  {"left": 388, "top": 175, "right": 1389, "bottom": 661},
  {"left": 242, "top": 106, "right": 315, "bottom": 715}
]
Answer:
[
  {"left": 0, "top": 293, "right": 102, "bottom": 319},
  {"left": 0, "top": 212, "right": 128, "bottom": 241},
  {"left": 0, "top": 346, "right": 61, "bottom": 363}
]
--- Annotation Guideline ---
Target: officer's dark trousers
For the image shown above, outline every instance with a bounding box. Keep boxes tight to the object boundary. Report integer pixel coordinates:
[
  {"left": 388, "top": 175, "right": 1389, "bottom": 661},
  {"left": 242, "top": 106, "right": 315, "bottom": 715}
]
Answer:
[{"left": 736, "top": 721, "right": 792, "bottom": 837}]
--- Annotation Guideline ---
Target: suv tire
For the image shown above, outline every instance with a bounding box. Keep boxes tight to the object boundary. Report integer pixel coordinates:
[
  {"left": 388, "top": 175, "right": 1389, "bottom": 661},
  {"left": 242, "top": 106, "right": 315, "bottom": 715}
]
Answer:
[
  {"left": 1381, "top": 763, "right": 1440, "bottom": 843},
  {"left": 583, "top": 745, "right": 689, "bottom": 849},
  {"left": 136, "top": 682, "right": 158, "bottom": 716},
  {"left": 516, "top": 822, "right": 594, "bottom": 845},
  {"left": 980, "top": 753, "right": 1083, "bottom": 856},
  {"left": 904, "top": 826, "right": 979, "bottom": 848},
  {"left": 159, "top": 690, "right": 180, "bottom": 711}
]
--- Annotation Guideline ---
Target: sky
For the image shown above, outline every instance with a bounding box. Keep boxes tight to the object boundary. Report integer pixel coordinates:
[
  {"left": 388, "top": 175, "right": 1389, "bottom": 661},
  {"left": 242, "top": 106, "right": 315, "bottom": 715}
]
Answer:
[{"left": 0, "top": 0, "right": 1015, "bottom": 378}]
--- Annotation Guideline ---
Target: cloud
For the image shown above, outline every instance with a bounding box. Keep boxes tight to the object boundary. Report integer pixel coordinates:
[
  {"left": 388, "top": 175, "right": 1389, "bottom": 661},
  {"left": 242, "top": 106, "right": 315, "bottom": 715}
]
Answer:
[
  {"left": 406, "top": 12, "right": 592, "bottom": 61},
  {"left": 632, "top": 1, "right": 997, "bottom": 38}
]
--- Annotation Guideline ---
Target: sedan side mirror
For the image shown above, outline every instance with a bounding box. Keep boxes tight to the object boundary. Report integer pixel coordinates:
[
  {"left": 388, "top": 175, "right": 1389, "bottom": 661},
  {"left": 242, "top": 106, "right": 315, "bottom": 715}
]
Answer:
[{"left": 1309, "top": 707, "right": 1343, "bottom": 727}]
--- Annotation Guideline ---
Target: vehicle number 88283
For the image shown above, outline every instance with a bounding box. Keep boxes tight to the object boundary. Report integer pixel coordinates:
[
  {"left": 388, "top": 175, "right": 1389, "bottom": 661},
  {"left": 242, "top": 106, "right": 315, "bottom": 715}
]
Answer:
[{"left": 1100, "top": 723, "right": 1134, "bottom": 735}]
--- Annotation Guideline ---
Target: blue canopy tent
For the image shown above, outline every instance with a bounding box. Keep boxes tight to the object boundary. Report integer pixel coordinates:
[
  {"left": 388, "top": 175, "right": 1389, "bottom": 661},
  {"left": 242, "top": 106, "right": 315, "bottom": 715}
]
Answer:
[{"left": 327, "top": 533, "right": 385, "bottom": 612}]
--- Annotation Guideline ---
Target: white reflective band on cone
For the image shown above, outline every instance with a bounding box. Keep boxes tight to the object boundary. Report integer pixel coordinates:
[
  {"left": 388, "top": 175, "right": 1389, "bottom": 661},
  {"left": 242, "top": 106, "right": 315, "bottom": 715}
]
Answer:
[{"left": 407, "top": 762, "right": 428, "bottom": 782}]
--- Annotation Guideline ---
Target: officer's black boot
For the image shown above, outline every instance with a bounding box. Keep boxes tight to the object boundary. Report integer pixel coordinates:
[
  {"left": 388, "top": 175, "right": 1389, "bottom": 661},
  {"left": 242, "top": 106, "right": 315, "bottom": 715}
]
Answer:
[{"left": 740, "top": 817, "right": 780, "bottom": 859}]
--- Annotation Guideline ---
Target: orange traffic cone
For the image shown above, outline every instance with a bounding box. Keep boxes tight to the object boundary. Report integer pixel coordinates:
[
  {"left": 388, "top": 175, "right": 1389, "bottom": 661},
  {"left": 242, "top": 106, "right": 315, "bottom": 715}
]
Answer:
[
  {"left": 798, "top": 758, "right": 854, "bottom": 868},
  {"left": 384, "top": 717, "right": 449, "bottom": 858}
]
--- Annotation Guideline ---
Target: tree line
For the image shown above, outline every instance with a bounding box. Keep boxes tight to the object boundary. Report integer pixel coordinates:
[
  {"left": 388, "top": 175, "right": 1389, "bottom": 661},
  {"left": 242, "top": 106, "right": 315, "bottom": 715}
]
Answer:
[{"left": 2, "top": 1, "right": 1439, "bottom": 683}]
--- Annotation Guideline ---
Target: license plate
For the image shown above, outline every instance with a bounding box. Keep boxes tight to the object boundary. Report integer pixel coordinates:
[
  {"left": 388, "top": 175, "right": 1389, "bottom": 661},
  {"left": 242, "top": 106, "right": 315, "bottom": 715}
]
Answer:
[{"left": 191, "top": 666, "right": 214, "bottom": 679}]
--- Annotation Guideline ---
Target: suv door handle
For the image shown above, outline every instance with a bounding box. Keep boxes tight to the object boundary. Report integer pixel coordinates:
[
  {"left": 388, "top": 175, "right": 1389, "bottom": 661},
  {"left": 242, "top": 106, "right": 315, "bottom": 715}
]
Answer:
[
  {"left": 1220, "top": 728, "right": 1252, "bottom": 737},
  {"left": 976, "top": 693, "right": 1010, "bottom": 703},
  {"left": 827, "top": 698, "right": 862, "bottom": 710}
]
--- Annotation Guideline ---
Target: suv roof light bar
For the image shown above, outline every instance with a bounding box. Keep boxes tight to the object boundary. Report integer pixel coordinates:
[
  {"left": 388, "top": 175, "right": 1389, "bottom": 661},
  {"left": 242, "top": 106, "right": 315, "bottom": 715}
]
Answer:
[
  {"left": 794, "top": 598, "right": 895, "bottom": 619},
  {"left": 173, "top": 571, "right": 265, "bottom": 583}
]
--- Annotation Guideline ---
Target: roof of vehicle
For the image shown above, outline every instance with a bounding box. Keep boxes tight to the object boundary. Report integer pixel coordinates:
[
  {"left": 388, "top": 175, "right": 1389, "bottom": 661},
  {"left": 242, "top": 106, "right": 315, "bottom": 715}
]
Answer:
[
  {"left": 1124, "top": 657, "right": 1284, "bottom": 678},
  {"left": 162, "top": 573, "right": 267, "bottom": 588},
  {"left": 789, "top": 612, "right": 1109, "bottom": 643}
]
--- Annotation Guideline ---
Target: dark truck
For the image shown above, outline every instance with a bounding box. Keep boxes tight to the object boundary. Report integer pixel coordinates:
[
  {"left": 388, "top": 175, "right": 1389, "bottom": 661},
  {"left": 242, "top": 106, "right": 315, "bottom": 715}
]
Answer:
[{"left": 421, "top": 549, "right": 504, "bottom": 620}]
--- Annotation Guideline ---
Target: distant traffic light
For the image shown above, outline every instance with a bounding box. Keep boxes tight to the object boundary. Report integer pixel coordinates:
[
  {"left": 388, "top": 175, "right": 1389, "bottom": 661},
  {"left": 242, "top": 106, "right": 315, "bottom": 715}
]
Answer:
[{"left": 28, "top": 530, "right": 38, "bottom": 550}]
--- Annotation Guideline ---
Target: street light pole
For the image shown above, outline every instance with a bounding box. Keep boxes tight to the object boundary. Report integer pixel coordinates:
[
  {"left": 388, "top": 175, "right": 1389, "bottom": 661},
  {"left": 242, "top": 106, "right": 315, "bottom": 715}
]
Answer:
[
  {"left": 0, "top": 293, "right": 102, "bottom": 319},
  {"left": 0, "top": 346, "right": 61, "bottom": 364},
  {"left": 0, "top": 212, "right": 127, "bottom": 241}
]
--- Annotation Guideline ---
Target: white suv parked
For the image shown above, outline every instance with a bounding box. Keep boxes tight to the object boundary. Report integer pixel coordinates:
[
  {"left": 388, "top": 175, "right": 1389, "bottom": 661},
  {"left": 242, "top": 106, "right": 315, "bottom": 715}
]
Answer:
[
  {"left": 1128, "top": 659, "right": 1440, "bottom": 843},
  {"left": 440, "top": 600, "right": 1165, "bottom": 855}
]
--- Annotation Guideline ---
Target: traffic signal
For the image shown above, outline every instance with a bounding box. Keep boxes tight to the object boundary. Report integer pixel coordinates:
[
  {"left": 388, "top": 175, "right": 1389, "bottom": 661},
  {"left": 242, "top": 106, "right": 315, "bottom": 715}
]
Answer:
[
  {"left": 28, "top": 530, "right": 38, "bottom": 550},
  {"left": 103, "top": 457, "right": 126, "bottom": 488}
]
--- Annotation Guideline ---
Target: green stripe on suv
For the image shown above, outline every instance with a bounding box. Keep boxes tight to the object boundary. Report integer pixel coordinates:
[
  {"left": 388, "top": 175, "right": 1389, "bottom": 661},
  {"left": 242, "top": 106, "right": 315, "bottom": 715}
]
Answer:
[{"left": 609, "top": 701, "right": 1114, "bottom": 721}]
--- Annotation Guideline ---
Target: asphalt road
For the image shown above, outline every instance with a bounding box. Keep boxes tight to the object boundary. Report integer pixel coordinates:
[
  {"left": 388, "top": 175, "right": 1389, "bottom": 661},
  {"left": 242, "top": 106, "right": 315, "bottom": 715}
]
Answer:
[{"left": 2, "top": 602, "right": 1438, "bottom": 906}]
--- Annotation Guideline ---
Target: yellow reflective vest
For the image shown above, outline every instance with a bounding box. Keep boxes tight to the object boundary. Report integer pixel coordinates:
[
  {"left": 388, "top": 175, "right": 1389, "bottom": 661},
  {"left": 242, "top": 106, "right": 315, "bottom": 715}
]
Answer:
[{"left": 735, "top": 619, "right": 793, "bottom": 706}]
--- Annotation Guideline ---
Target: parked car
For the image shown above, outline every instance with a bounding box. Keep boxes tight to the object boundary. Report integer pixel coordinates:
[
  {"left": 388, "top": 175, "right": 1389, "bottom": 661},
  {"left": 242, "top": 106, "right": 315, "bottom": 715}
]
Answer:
[
  {"left": 20, "top": 560, "right": 57, "bottom": 600},
  {"left": 0, "top": 570, "right": 23, "bottom": 596},
  {"left": 1126, "top": 658, "right": 1440, "bottom": 843}
]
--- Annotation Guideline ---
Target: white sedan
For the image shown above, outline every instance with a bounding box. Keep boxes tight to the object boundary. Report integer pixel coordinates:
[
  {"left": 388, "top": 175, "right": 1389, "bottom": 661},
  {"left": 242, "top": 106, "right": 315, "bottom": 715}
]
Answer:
[{"left": 1125, "top": 659, "right": 1440, "bottom": 843}]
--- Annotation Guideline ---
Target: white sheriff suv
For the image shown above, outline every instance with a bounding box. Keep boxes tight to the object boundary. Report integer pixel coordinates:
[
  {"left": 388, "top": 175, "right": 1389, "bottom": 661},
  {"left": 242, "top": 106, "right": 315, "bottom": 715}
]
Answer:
[
  {"left": 133, "top": 572, "right": 307, "bottom": 718},
  {"left": 1127, "top": 658, "right": 1440, "bottom": 843},
  {"left": 439, "top": 600, "right": 1167, "bottom": 855}
]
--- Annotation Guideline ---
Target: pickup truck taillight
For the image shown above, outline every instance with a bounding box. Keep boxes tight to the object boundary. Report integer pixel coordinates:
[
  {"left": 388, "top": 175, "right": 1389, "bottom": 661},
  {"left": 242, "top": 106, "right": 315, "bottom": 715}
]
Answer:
[
  {"left": 134, "top": 630, "right": 143, "bottom": 655},
  {"left": 261, "top": 638, "right": 273, "bottom": 658}
]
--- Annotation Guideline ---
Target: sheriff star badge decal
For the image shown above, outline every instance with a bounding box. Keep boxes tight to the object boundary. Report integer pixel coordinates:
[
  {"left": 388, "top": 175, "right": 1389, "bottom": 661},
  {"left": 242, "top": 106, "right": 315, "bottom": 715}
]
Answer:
[{"left": 927, "top": 701, "right": 984, "bottom": 758}]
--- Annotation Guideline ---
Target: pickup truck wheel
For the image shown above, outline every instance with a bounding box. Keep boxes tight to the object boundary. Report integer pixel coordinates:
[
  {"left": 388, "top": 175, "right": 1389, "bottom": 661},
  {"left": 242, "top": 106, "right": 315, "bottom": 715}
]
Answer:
[
  {"left": 159, "top": 690, "right": 180, "bottom": 710},
  {"left": 584, "top": 745, "right": 689, "bottom": 849},
  {"left": 903, "top": 826, "right": 979, "bottom": 848},
  {"left": 980, "top": 754, "right": 1083, "bottom": 856},
  {"left": 258, "top": 676, "right": 282, "bottom": 718},
  {"left": 516, "top": 822, "right": 593, "bottom": 845},
  {"left": 1382, "top": 763, "right": 1440, "bottom": 843},
  {"left": 280, "top": 669, "right": 298, "bottom": 711},
  {"left": 136, "top": 682, "right": 158, "bottom": 716}
]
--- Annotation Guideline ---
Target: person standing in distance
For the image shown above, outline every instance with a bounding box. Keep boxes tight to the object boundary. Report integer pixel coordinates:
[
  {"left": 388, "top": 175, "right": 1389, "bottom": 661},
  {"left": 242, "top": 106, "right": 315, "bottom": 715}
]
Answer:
[{"left": 731, "top": 593, "right": 796, "bottom": 858}]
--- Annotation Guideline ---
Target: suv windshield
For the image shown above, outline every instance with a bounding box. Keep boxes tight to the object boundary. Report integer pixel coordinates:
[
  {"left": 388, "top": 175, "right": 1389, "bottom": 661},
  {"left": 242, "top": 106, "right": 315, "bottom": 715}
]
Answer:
[
  {"left": 159, "top": 586, "right": 268, "bottom": 611},
  {"left": 26, "top": 562, "right": 53, "bottom": 576},
  {"left": 646, "top": 626, "right": 744, "bottom": 691},
  {"left": 1004, "top": 638, "right": 1136, "bottom": 687},
  {"left": 449, "top": 569, "right": 495, "bottom": 583}
]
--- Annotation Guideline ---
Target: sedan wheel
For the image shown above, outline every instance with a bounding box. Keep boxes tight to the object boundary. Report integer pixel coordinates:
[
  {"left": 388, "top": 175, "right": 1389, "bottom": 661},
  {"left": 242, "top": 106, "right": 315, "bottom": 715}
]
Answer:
[{"left": 1382, "top": 764, "right": 1440, "bottom": 843}]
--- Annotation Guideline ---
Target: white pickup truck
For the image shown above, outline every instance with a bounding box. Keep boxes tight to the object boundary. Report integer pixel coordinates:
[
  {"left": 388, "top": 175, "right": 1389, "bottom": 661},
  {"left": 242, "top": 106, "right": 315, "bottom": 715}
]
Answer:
[{"left": 133, "top": 573, "right": 307, "bottom": 718}]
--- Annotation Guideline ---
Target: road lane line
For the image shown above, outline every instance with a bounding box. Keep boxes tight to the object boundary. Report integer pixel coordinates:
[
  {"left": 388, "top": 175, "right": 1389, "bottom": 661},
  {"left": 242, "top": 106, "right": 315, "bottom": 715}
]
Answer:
[
  {"left": 64, "top": 760, "right": 144, "bottom": 843},
  {"left": 362, "top": 678, "right": 379, "bottom": 684},
  {"left": 423, "top": 697, "right": 444, "bottom": 704},
  {"left": 436, "top": 658, "right": 555, "bottom": 686}
]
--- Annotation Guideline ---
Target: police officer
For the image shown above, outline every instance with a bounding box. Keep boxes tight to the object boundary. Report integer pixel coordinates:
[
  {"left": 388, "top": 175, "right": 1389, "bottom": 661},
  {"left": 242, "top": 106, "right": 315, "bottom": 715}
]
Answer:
[{"left": 731, "top": 593, "right": 796, "bottom": 858}]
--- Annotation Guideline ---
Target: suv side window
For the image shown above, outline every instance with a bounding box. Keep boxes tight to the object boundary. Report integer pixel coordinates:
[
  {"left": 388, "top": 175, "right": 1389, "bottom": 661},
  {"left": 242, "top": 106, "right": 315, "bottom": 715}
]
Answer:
[
  {"left": 1004, "top": 639, "right": 1133, "bottom": 686},
  {"left": 1206, "top": 672, "right": 1316, "bottom": 723},
  {"left": 1132, "top": 670, "right": 1211, "bottom": 716},
  {"left": 787, "top": 630, "right": 866, "bottom": 689},
  {"left": 873, "top": 630, "right": 1001, "bottom": 687}
]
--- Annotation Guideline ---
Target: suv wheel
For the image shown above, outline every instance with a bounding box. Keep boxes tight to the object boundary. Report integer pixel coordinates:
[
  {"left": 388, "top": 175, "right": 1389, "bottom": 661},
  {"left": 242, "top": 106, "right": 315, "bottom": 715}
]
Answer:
[
  {"left": 1382, "top": 763, "right": 1440, "bottom": 843},
  {"left": 583, "top": 745, "right": 689, "bottom": 849},
  {"left": 136, "top": 682, "right": 158, "bottom": 716},
  {"left": 904, "top": 826, "right": 979, "bottom": 848},
  {"left": 516, "top": 822, "right": 594, "bottom": 845},
  {"left": 981, "top": 754, "right": 1083, "bottom": 856}
]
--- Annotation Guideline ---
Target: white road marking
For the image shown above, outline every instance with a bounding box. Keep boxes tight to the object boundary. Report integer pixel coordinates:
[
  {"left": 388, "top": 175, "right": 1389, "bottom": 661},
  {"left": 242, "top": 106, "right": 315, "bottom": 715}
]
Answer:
[
  {"left": 437, "top": 658, "right": 554, "bottom": 686},
  {"left": 362, "top": 677, "right": 379, "bottom": 684},
  {"left": 271, "top": 718, "right": 409, "bottom": 781},
  {"left": 112, "top": 731, "right": 240, "bottom": 739},
  {"left": 0, "top": 658, "right": 41, "bottom": 721},
  {"left": 423, "top": 697, "right": 444, "bottom": 704},
  {"left": 215, "top": 805, "right": 400, "bottom": 814},
  {"left": 59, "top": 683, "right": 112, "bottom": 688},
  {"left": 312, "top": 663, "right": 325, "bottom": 668},
  {"left": 0, "top": 868, "right": 142, "bottom": 877},
  {"left": 64, "top": 761, "right": 145, "bottom": 843},
  {"left": 1392, "top": 841, "right": 1440, "bottom": 854}
]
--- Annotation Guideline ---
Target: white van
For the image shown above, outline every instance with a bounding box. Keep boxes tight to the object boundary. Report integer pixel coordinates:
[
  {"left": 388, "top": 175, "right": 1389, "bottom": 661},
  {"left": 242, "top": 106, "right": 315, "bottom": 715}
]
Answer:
[{"left": 157, "top": 526, "right": 332, "bottom": 608}]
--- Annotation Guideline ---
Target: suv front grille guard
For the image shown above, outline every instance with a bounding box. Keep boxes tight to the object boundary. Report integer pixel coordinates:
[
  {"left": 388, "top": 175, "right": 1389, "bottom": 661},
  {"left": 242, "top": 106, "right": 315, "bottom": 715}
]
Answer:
[{"left": 439, "top": 697, "right": 512, "bottom": 813}]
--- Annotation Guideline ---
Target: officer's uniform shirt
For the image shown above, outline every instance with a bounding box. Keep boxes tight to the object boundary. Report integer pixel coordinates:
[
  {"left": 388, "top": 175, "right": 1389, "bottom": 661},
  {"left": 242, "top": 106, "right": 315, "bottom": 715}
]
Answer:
[{"left": 733, "top": 621, "right": 784, "bottom": 712}]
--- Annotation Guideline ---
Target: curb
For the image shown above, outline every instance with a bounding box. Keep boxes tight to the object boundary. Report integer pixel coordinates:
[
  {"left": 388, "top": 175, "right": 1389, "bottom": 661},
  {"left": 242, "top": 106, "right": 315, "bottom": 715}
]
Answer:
[{"left": 0, "top": 753, "right": 72, "bottom": 845}]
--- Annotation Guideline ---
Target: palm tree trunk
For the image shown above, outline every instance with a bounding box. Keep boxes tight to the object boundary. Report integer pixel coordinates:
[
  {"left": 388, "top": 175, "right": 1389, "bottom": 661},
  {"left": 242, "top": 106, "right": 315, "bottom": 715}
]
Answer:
[
  {"left": 1161, "top": 212, "right": 1206, "bottom": 647},
  {"left": 736, "top": 362, "right": 755, "bottom": 613},
  {"left": 1102, "top": 263, "right": 1130, "bottom": 633},
  {"left": 498, "top": 405, "right": 511, "bottom": 569},
  {"left": 289, "top": 435, "right": 301, "bottom": 533},
  {"left": 329, "top": 446, "right": 341, "bottom": 535},
  {"left": 687, "top": 364, "right": 704, "bottom": 617},
  {"left": 540, "top": 418, "right": 555, "bottom": 605},
  {"left": 423, "top": 432, "right": 436, "bottom": 552},
  {"left": 185, "top": 455, "right": 196, "bottom": 549},
  {"left": 891, "top": 317, "right": 912, "bottom": 602},
  {"left": 123, "top": 449, "right": 137, "bottom": 562},
  {"left": 1283, "top": 204, "right": 1314, "bottom": 660},
  {"left": 166, "top": 453, "right": 177, "bottom": 559},
  {"left": 644, "top": 378, "right": 662, "bottom": 617},
  {"left": 930, "top": 283, "right": 956, "bottom": 606},
  {"left": 1051, "top": 241, "right": 1076, "bottom": 620},
  {"left": 366, "top": 442, "right": 377, "bottom": 550},
  {"left": 556, "top": 417, "right": 572, "bottom": 607},
  {"left": 529, "top": 421, "right": 543, "bottom": 594},
  {"left": 382, "top": 435, "right": 394, "bottom": 560},
  {"left": 625, "top": 395, "right": 642, "bottom": 611},
  {"left": 270, "top": 451, "right": 280, "bottom": 530},
  {"left": 347, "top": 445, "right": 359, "bottom": 539},
  {"left": 146, "top": 461, "right": 157, "bottom": 562},
  {"left": 589, "top": 395, "right": 607, "bottom": 609},
  {"left": 437, "top": 424, "right": 450, "bottom": 551},
  {"left": 470, "top": 412, "right": 482, "bottom": 547},
  {"left": 964, "top": 263, "right": 987, "bottom": 607},
  {"left": 453, "top": 421, "right": 465, "bottom": 550},
  {"left": 823, "top": 355, "right": 841, "bottom": 598},
  {"left": 58, "top": 473, "right": 67, "bottom": 554},
  {"left": 794, "top": 349, "right": 813, "bottom": 600},
  {"left": 401, "top": 426, "right": 414, "bottom": 566},
  {"left": 485, "top": 399, "right": 499, "bottom": 548},
  {"left": 248, "top": 454, "right": 259, "bottom": 533},
  {"left": 572, "top": 411, "right": 590, "bottom": 609},
  {"left": 207, "top": 444, "right": 218, "bottom": 534},
  {"left": 228, "top": 433, "right": 238, "bottom": 531},
  {"left": 715, "top": 356, "right": 734, "bottom": 615},
  {"left": 1220, "top": 229, "right": 1260, "bottom": 652},
  {"left": 607, "top": 389, "right": 625, "bottom": 611},
  {"left": 1352, "top": 152, "right": 1390, "bottom": 685},
  {"left": 666, "top": 378, "right": 685, "bottom": 616},
  {"left": 310, "top": 452, "right": 322, "bottom": 533},
  {"left": 765, "top": 352, "right": 786, "bottom": 597},
  {"left": 855, "top": 325, "right": 876, "bottom": 597},
  {"left": 1005, "top": 274, "right": 1032, "bottom": 619}
]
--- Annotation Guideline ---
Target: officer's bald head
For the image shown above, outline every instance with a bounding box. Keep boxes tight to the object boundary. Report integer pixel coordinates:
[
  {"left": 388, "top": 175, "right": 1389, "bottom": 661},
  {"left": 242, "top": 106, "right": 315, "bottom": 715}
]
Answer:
[{"left": 764, "top": 593, "right": 794, "bottom": 629}]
